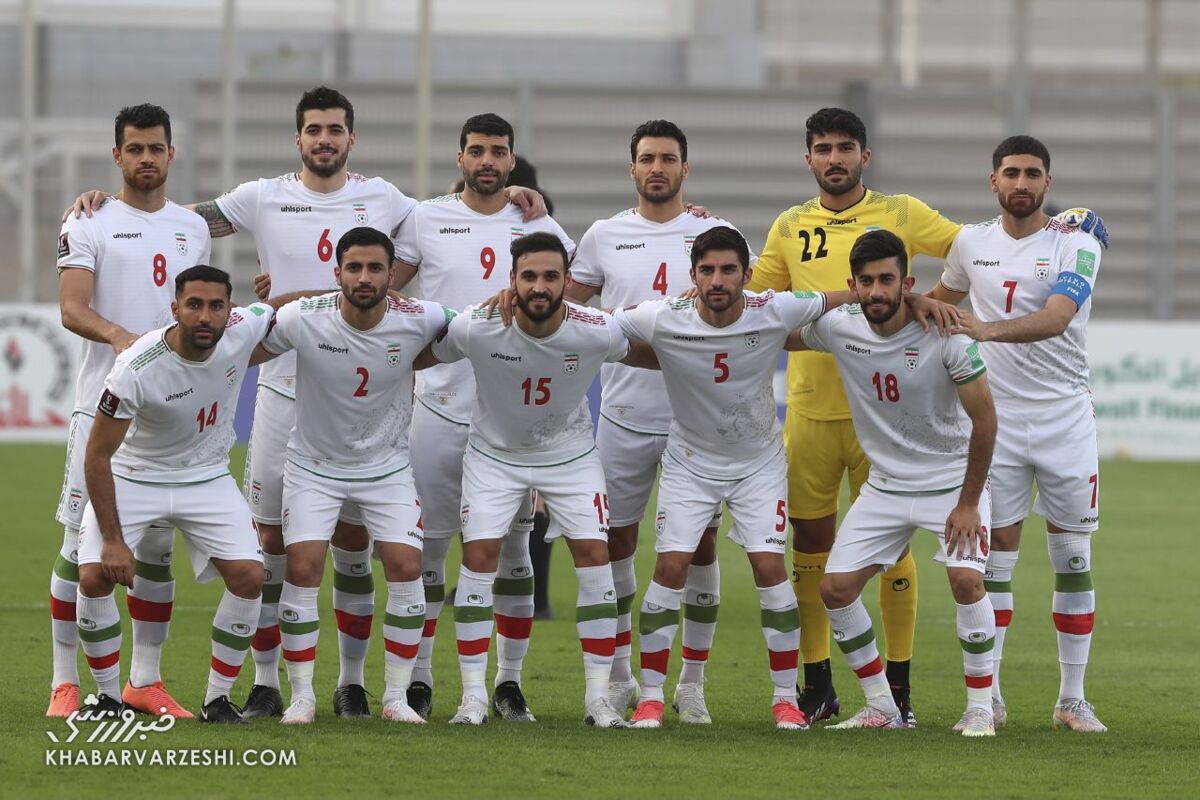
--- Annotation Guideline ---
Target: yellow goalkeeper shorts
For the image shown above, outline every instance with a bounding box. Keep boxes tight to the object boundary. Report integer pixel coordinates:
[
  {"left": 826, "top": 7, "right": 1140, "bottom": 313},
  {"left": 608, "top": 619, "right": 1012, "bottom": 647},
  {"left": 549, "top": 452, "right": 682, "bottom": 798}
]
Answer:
[{"left": 782, "top": 412, "right": 870, "bottom": 520}]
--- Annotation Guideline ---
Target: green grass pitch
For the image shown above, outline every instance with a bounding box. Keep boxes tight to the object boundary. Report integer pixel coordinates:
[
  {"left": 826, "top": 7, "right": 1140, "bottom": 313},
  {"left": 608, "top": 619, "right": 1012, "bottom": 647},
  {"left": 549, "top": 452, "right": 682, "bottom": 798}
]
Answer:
[{"left": 0, "top": 444, "right": 1196, "bottom": 799}]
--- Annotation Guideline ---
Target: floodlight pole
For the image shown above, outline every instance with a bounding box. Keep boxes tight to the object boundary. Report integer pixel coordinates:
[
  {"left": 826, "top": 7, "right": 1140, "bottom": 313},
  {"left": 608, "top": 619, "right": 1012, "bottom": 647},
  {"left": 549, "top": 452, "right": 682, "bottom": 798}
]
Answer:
[
  {"left": 414, "top": 0, "right": 433, "bottom": 200},
  {"left": 19, "top": 0, "right": 36, "bottom": 302}
]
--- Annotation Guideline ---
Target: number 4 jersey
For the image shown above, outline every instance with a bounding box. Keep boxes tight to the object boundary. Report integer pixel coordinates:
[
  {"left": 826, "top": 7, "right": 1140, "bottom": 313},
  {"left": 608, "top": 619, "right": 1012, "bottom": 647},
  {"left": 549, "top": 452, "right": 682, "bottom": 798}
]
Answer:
[{"left": 58, "top": 199, "right": 212, "bottom": 414}]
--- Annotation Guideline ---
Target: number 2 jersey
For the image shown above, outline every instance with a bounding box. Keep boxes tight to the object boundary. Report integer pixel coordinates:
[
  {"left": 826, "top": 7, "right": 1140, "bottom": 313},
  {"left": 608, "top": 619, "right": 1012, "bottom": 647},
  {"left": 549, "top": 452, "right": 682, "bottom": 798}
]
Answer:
[
  {"left": 57, "top": 199, "right": 212, "bottom": 414},
  {"left": 801, "top": 307, "right": 988, "bottom": 494},
  {"left": 431, "top": 302, "right": 628, "bottom": 467},
  {"left": 614, "top": 290, "right": 827, "bottom": 481},
  {"left": 214, "top": 172, "right": 418, "bottom": 399},
  {"left": 97, "top": 303, "right": 274, "bottom": 484},
  {"left": 262, "top": 292, "right": 452, "bottom": 480},
  {"left": 939, "top": 216, "right": 1100, "bottom": 402},
  {"left": 570, "top": 209, "right": 755, "bottom": 435},
  {"left": 393, "top": 194, "right": 576, "bottom": 424}
]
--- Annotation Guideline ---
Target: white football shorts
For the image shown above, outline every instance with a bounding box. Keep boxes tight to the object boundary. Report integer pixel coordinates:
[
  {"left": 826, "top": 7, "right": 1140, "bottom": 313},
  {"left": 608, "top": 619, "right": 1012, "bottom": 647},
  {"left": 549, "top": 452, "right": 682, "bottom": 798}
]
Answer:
[{"left": 281, "top": 461, "right": 423, "bottom": 549}]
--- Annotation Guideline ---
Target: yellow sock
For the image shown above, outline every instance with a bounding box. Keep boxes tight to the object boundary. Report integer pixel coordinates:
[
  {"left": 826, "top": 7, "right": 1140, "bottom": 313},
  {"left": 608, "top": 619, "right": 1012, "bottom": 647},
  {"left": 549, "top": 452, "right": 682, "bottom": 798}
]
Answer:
[
  {"left": 792, "top": 550, "right": 830, "bottom": 664},
  {"left": 878, "top": 551, "right": 919, "bottom": 663}
]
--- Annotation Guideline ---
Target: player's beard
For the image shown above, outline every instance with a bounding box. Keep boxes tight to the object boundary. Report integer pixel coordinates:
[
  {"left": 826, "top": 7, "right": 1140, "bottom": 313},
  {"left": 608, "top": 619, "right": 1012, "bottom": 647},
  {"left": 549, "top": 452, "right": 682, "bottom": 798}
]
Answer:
[
  {"left": 636, "top": 172, "right": 682, "bottom": 205},
  {"left": 999, "top": 189, "right": 1045, "bottom": 219},
  {"left": 302, "top": 146, "right": 349, "bottom": 179},
  {"left": 343, "top": 284, "right": 387, "bottom": 310},
  {"left": 516, "top": 290, "right": 563, "bottom": 322},
  {"left": 183, "top": 323, "right": 223, "bottom": 351},
  {"left": 699, "top": 287, "right": 739, "bottom": 313},
  {"left": 814, "top": 161, "right": 863, "bottom": 197},
  {"left": 464, "top": 166, "right": 509, "bottom": 197},
  {"left": 860, "top": 293, "right": 902, "bottom": 324},
  {"left": 123, "top": 165, "right": 168, "bottom": 193}
]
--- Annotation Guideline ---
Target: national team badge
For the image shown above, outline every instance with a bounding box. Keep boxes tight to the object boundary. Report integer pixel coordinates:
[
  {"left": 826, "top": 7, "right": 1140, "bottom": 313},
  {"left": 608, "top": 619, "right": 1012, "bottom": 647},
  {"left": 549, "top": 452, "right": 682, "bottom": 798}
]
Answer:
[
  {"left": 68, "top": 489, "right": 82, "bottom": 514},
  {"left": 251, "top": 480, "right": 262, "bottom": 506},
  {"left": 1035, "top": 257, "right": 1051, "bottom": 281},
  {"left": 904, "top": 347, "right": 919, "bottom": 372},
  {"left": 655, "top": 510, "right": 667, "bottom": 534},
  {"left": 563, "top": 353, "right": 579, "bottom": 374},
  {"left": 511, "top": 226, "right": 525, "bottom": 241},
  {"left": 683, "top": 235, "right": 696, "bottom": 255},
  {"left": 387, "top": 344, "right": 402, "bottom": 367},
  {"left": 175, "top": 232, "right": 187, "bottom": 255},
  {"left": 225, "top": 365, "right": 237, "bottom": 386},
  {"left": 460, "top": 504, "right": 470, "bottom": 528},
  {"left": 353, "top": 203, "right": 368, "bottom": 224},
  {"left": 745, "top": 331, "right": 760, "bottom": 349}
]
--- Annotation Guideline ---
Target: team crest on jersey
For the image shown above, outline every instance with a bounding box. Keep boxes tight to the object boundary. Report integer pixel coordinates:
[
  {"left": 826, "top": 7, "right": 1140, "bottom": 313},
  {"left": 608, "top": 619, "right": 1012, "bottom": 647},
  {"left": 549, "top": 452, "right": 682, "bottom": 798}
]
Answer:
[
  {"left": 68, "top": 489, "right": 83, "bottom": 513},
  {"left": 251, "top": 480, "right": 262, "bottom": 506},
  {"left": 655, "top": 510, "right": 666, "bottom": 534},
  {"left": 904, "top": 347, "right": 919, "bottom": 372},
  {"left": 460, "top": 504, "right": 470, "bottom": 528},
  {"left": 387, "top": 344, "right": 402, "bottom": 367},
  {"left": 745, "top": 331, "right": 760, "bottom": 349},
  {"left": 175, "top": 232, "right": 187, "bottom": 255},
  {"left": 563, "top": 353, "right": 579, "bottom": 374},
  {"left": 1036, "top": 257, "right": 1051, "bottom": 281},
  {"left": 225, "top": 365, "right": 237, "bottom": 386},
  {"left": 683, "top": 235, "right": 696, "bottom": 255},
  {"left": 353, "top": 203, "right": 368, "bottom": 224}
]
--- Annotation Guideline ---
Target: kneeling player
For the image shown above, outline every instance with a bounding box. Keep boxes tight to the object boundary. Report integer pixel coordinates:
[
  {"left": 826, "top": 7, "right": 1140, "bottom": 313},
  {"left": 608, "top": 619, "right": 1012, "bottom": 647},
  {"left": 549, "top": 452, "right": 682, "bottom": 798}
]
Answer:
[{"left": 792, "top": 231, "right": 1000, "bottom": 736}]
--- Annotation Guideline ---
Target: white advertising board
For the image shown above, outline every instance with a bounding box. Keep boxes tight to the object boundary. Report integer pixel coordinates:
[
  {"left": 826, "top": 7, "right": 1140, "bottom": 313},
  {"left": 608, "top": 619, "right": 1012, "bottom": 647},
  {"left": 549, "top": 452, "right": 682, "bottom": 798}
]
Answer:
[{"left": 0, "top": 304, "right": 79, "bottom": 443}]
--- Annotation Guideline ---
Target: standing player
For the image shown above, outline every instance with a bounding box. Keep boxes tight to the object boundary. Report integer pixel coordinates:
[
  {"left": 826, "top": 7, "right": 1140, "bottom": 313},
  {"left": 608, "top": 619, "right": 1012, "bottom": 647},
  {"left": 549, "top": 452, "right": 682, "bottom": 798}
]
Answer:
[
  {"left": 428, "top": 233, "right": 656, "bottom": 728},
  {"left": 49, "top": 104, "right": 211, "bottom": 718},
  {"left": 567, "top": 120, "right": 750, "bottom": 721},
  {"left": 928, "top": 136, "right": 1107, "bottom": 732},
  {"left": 257, "top": 228, "right": 451, "bottom": 725},
  {"left": 392, "top": 114, "right": 575, "bottom": 722},
  {"left": 791, "top": 230, "right": 999, "bottom": 736},
  {"left": 76, "top": 266, "right": 275, "bottom": 722}
]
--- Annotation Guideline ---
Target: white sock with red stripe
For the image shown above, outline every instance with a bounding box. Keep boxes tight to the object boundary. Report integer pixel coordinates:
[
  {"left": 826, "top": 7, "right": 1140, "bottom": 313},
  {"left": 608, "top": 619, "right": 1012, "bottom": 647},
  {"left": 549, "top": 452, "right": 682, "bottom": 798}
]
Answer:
[
  {"left": 49, "top": 527, "right": 81, "bottom": 687},
  {"left": 984, "top": 549, "right": 1018, "bottom": 702},
  {"left": 494, "top": 532, "right": 534, "bottom": 687},
  {"left": 127, "top": 527, "right": 174, "bottom": 687},
  {"left": 251, "top": 552, "right": 285, "bottom": 690},
  {"left": 637, "top": 581, "right": 683, "bottom": 704},
  {"left": 575, "top": 564, "right": 618, "bottom": 705},
  {"left": 609, "top": 556, "right": 636, "bottom": 683},
  {"left": 454, "top": 566, "right": 495, "bottom": 704},
  {"left": 827, "top": 598, "right": 897, "bottom": 715},
  {"left": 413, "top": 536, "right": 451, "bottom": 688},
  {"left": 279, "top": 582, "right": 320, "bottom": 704},
  {"left": 382, "top": 579, "right": 425, "bottom": 704},
  {"left": 758, "top": 581, "right": 799, "bottom": 704},
  {"left": 77, "top": 591, "right": 122, "bottom": 698},
  {"left": 207, "top": 590, "right": 261, "bottom": 704},
  {"left": 331, "top": 545, "right": 374, "bottom": 689},
  {"left": 680, "top": 560, "right": 720, "bottom": 685},
  {"left": 1049, "top": 532, "right": 1095, "bottom": 702},
  {"left": 956, "top": 596, "right": 996, "bottom": 712}
]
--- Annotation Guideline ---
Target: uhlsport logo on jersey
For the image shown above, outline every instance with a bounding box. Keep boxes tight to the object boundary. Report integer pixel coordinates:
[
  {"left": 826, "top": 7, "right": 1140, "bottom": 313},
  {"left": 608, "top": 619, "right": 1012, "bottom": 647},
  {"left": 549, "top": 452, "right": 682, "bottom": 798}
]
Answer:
[
  {"left": 563, "top": 353, "right": 579, "bottom": 374},
  {"left": 683, "top": 235, "right": 696, "bottom": 255},
  {"left": 175, "top": 232, "right": 187, "bottom": 256},
  {"left": 745, "top": 332, "right": 760, "bottom": 349},
  {"left": 1036, "top": 257, "right": 1051, "bottom": 281},
  {"left": 353, "top": 203, "right": 367, "bottom": 224},
  {"left": 904, "top": 347, "right": 919, "bottom": 371},
  {"left": 387, "top": 344, "right": 402, "bottom": 367}
]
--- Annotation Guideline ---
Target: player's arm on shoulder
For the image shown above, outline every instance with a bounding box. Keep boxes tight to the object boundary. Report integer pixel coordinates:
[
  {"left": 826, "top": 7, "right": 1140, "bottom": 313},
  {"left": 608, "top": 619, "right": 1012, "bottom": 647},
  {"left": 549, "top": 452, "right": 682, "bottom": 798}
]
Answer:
[
  {"left": 945, "top": 370, "right": 996, "bottom": 560},
  {"left": 59, "top": 268, "right": 138, "bottom": 353},
  {"left": 1053, "top": 208, "right": 1109, "bottom": 250},
  {"left": 566, "top": 279, "right": 601, "bottom": 304},
  {"left": 392, "top": 260, "right": 419, "bottom": 292},
  {"left": 65, "top": 189, "right": 112, "bottom": 219},
  {"left": 188, "top": 199, "right": 238, "bottom": 238},
  {"left": 504, "top": 186, "right": 546, "bottom": 221},
  {"left": 85, "top": 389, "right": 136, "bottom": 586},
  {"left": 428, "top": 309, "right": 470, "bottom": 365}
]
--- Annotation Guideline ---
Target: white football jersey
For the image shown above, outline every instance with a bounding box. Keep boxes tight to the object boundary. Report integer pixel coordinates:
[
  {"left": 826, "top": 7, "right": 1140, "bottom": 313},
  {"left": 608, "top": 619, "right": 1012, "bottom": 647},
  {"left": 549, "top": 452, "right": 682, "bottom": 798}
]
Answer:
[
  {"left": 57, "top": 199, "right": 212, "bottom": 414},
  {"left": 393, "top": 194, "right": 577, "bottom": 424},
  {"left": 215, "top": 172, "right": 417, "bottom": 398},
  {"left": 940, "top": 216, "right": 1100, "bottom": 402},
  {"left": 802, "top": 307, "right": 988, "bottom": 494},
  {"left": 572, "top": 209, "right": 756, "bottom": 434},
  {"left": 98, "top": 303, "right": 274, "bottom": 484},
  {"left": 614, "top": 290, "right": 826, "bottom": 481},
  {"left": 431, "top": 302, "right": 628, "bottom": 467},
  {"left": 262, "top": 292, "right": 450, "bottom": 480}
]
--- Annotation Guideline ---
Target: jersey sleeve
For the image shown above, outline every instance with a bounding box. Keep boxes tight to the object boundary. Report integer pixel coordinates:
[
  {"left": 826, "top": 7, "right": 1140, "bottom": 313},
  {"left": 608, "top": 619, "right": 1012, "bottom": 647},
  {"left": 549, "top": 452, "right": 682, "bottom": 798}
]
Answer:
[
  {"left": 56, "top": 214, "right": 100, "bottom": 273},
  {"left": 230, "top": 303, "right": 276, "bottom": 344},
  {"left": 546, "top": 217, "right": 578, "bottom": 262},
  {"left": 98, "top": 356, "right": 140, "bottom": 420},
  {"left": 746, "top": 213, "right": 792, "bottom": 292},
  {"left": 213, "top": 180, "right": 260, "bottom": 234},
  {"left": 261, "top": 301, "right": 299, "bottom": 355},
  {"left": 943, "top": 334, "right": 988, "bottom": 385},
  {"left": 612, "top": 301, "right": 658, "bottom": 343},
  {"left": 194, "top": 226, "right": 213, "bottom": 265},
  {"left": 938, "top": 233, "right": 971, "bottom": 293},
  {"left": 1050, "top": 234, "right": 1101, "bottom": 309},
  {"left": 431, "top": 307, "right": 471, "bottom": 363},
  {"left": 423, "top": 302, "right": 457, "bottom": 346},
  {"left": 907, "top": 196, "right": 963, "bottom": 258},
  {"left": 775, "top": 290, "right": 828, "bottom": 329},
  {"left": 392, "top": 208, "right": 422, "bottom": 266},
  {"left": 799, "top": 312, "right": 836, "bottom": 354},
  {"left": 568, "top": 223, "right": 603, "bottom": 286},
  {"left": 389, "top": 183, "right": 418, "bottom": 235},
  {"left": 604, "top": 315, "right": 631, "bottom": 363}
]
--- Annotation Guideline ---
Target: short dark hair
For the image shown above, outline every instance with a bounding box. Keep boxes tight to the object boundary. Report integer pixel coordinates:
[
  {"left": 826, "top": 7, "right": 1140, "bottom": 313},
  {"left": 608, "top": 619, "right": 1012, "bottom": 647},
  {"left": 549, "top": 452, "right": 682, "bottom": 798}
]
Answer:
[
  {"left": 849, "top": 229, "right": 908, "bottom": 278},
  {"left": 460, "top": 113, "right": 514, "bottom": 151},
  {"left": 805, "top": 107, "right": 867, "bottom": 151},
  {"left": 690, "top": 226, "right": 750, "bottom": 272},
  {"left": 510, "top": 232, "right": 569, "bottom": 272},
  {"left": 175, "top": 265, "right": 232, "bottom": 298},
  {"left": 630, "top": 120, "right": 688, "bottom": 162},
  {"left": 296, "top": 86, "right": 354, "bottom": 133},
  {"left": 336, "top": 226, "right": 395, "bottom": 266},
  {"left": 115, "top": 104, "right": 172, "bottom": 148},
  {"left": 992, "top": 135, "right": 1051, "bottom": 172}
]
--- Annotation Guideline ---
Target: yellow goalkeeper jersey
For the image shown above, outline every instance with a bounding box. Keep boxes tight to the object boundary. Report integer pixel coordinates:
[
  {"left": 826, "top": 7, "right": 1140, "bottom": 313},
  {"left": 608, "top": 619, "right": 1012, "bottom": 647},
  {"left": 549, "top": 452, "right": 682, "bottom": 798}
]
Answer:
[{"left": 748, "top": 189, "right": 962, "bottom": 421}]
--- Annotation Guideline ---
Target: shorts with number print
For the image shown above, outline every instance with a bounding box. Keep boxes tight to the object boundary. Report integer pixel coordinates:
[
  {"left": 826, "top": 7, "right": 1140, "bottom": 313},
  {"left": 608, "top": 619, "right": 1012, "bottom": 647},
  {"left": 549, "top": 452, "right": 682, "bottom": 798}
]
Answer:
[
  {"left": 654, "top": 446, "right": 790, "bottom": 555},
  {"left": 77, "top": 474, "right": 262, "bottom": 583},
  {"left": 826, "top": 481, "right": 994, "bottom": 575},
  {"left": 991, "top": 393, "right": 1100, "bottom": 532},
  {"left": 281, "top": 461, "right": 424, "bottom": 548},
  {"left": 460, "top": 447, "right": 607, "bottom": 544}
]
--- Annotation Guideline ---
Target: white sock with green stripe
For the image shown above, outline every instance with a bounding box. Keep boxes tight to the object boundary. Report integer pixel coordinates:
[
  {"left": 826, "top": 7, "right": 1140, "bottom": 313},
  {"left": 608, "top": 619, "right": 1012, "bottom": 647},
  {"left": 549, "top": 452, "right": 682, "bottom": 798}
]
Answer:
[
  {"left": 827, "top": 598, "right": 896, "bottom": 715},
  {"left": 984, "top": 549, "right": 1018, "bottom": 702},
  {"left": 680, "top": 560, "right": 720, "bottom": 685},
  {"left": 454, "top": 566, "right": 495, "bottom": 704},
  {"left": 576, "top": 565, "right": 618, "bottom": 705},
  {"left": 128, "top": 527, "right": 174, "bottom": 687},
  {"left": 331, "top": 545, "right": 374, "bottom": 689},
  {"left": 609, "top": 556, "right": 636, "bottom": 683},
  {"left": 956, "top": 596, "right": 996, "bottom": 712},
  {"left": 77, "top": 591, "right": 122, "bottom": 698},
  {"left": 279, "top": 582, "right": 320, "bottom": 704},
  {"left": 1049, "top": 532, "right": 1095, "bottom": 702},
  {"left": 251, "top": 552, "right": 285, "bottom": 690},
  {"left": 49, "top": 527, "right": 81, "bottom": 687},
  {"left": 207, "top": 590, "right": 261, "bottom": 704},
  {"left": 414, "top": 536, "right": 451, "bottom": 689},
  {"left": 758, "top": 581, "right": 799, "bottom": 704},
  {"left": 383, "top": 579, "right": 425, "bottom": 704},
  {"left": 494, "top": 532, "right": 535, "bottom": 687},
  {"left": 638, "top": 581, "right": 684, "bottom": 704}
]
